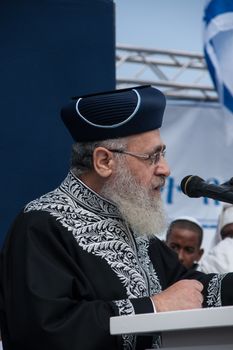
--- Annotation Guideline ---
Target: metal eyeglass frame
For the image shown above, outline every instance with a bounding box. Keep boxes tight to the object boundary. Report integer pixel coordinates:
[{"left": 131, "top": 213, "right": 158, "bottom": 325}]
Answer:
[{"left": 108, "top": 148, "right": 166, "bottom": 166}]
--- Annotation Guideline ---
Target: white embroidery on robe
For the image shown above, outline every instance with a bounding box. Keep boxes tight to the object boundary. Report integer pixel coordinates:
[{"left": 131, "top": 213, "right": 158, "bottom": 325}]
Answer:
[
  {"left": 25, "top": 172, "right": 162, "bottom": 349},
  {"left": 113, "top": 299, "right": 135, "bottom": 316},
  {"left": 136, "top": 236, "right": 162, "bottom": 295},
  {"left": 207, "top": 273, "right": 227, "bottom": 307}
]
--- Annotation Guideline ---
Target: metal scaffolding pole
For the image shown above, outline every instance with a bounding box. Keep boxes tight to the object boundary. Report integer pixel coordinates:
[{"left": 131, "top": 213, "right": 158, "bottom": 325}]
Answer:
[{"left": 116, "top": 44, "right": 218, "bottom": 101}]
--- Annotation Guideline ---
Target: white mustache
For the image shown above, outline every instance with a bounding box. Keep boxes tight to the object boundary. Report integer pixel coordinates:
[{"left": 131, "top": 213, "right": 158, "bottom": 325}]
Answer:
[{"left": 153, "top": 176, "right": 166, "bottom": 189}]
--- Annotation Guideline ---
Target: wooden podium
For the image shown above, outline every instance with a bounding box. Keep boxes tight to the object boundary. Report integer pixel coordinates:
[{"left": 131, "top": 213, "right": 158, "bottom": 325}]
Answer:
[{"left": 110, "top": 305, "right": 233, "bottom": 349}]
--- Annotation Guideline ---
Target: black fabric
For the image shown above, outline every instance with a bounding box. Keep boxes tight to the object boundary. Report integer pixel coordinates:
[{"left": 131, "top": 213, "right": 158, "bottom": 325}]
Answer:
[
  {"left": 78, "top": 90, "right": 138, "bottom": 126},
  {"left": 61, "top": 85, "right": 166, "bottom": 142},
  {"left": 0, "top": 211, "right": 120, "bottom": 350},
  {"left": 219, "top": 273, "right": 233, "bottom": 306},
  {"left": 0, "top": 173, "right": 233, "bottom": 350}
]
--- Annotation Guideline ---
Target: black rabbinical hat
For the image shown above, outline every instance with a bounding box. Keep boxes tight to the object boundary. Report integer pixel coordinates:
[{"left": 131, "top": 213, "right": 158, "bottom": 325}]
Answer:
[{"left": 61, "top": 85, "right": 166, "bottom": 142}]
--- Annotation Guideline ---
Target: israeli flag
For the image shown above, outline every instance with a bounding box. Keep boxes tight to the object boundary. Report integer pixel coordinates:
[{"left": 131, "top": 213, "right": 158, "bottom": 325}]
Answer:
[{"left": 204, "top": 0, "right": 233, "bottom": 114}]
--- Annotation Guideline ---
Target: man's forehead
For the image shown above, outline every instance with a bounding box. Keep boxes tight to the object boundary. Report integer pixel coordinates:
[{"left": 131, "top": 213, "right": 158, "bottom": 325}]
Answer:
[
  {"left": 170, "top": 228, "right": 201, "bottom": 243},
  {"left": 126, "top": 129, "right": 164, "bottom": 149}
]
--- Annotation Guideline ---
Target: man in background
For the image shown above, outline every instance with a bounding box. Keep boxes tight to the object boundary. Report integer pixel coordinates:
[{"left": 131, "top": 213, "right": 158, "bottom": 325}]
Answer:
[
  {"left": 166, "top": 216, "right": 204, "bottom": 270},
  {"left": 198, "top": 204, "right": 233, "bottom": 273}
]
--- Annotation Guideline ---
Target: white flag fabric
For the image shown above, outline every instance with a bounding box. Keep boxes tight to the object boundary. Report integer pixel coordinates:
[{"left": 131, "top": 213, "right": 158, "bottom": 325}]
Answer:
[
  {"left": 204, "top": 0, "right": 233, "bottom": 114},
  {"left": 161, "top": 100, "right": 233, "bottom": 252}
]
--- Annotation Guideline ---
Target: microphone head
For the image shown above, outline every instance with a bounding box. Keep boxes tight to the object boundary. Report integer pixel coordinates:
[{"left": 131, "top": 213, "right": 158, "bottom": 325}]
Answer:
[{"left": 180, "top": 175, "right": 205, "bottom": 197}]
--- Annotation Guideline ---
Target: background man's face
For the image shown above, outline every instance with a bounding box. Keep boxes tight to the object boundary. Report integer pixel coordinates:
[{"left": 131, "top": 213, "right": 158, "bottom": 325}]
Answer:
[
  {"left": 220, "top": 223, "right": 233, "bottom": 240},
  {"left": 166, "top": 228, "right": 203, "bottom": 269}
]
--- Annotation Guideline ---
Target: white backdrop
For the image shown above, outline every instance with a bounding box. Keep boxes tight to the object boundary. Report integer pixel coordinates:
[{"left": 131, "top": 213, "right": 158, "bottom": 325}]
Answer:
[{"left": 160, "top": 100, "right": 233, "bottom": 253}]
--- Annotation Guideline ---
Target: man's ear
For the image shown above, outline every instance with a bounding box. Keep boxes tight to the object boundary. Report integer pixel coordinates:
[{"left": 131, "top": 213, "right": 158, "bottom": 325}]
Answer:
[{"left": 93, "top": 147, "right": 114, "bottom": 178}]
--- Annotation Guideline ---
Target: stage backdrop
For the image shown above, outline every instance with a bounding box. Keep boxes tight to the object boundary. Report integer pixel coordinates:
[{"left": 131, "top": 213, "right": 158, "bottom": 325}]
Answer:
[
  {"left": 161, "top": 99, "right": 233, "bottom": 252},
  {"left": 0, "top": 0, "right": 115, "bottom": 247}
]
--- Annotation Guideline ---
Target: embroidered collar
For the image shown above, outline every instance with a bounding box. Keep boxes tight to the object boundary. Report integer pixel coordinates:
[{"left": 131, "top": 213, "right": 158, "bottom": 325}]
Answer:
[{"left": 60, "top": 171, "right": 120, "bottom": 218}]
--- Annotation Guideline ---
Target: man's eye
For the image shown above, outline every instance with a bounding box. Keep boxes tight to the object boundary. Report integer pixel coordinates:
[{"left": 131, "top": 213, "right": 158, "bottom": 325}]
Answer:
[
  {"left": 185, "top": 248, "right": 195, "bottom": 254},
  {"left": 170, "top": 244, "right": 179, "bottom": 251}
]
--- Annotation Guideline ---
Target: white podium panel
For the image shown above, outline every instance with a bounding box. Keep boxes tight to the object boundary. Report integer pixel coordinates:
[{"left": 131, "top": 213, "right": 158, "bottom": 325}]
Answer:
[{"left": 110, "top": 306, "right": 233, "bottom": 349}]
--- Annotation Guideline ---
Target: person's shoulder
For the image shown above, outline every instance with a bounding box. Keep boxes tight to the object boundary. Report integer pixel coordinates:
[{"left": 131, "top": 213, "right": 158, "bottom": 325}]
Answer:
[
  {"left": 6, "top": 206, "right": 56, "bottom": 240},
  {"left": 24, "top": 187, "right": 62, "bottom": 213},
  {"left": 149, "top": 235, "right": 178, "bottom": 256},
  {"left": 149, "top": 235, "right": 169, "bottom": 248},
  {"left": 3, "top": 199, "right": 75, "bottom": 254},
  {"left": 209, "top": 237, "right": 233, "bottom": 260},
  {"left": 4, "top": 185, "right": 66, "bottom": 240},
  {"left": 215, "top": 237, "right": 233, "bottom": 248},
  {"left": 198, "top": 238, "right": 233, "bottom": 273}
]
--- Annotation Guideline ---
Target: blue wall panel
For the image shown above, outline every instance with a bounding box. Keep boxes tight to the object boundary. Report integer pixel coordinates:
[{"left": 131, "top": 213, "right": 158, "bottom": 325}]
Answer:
[{"left": 0, "top": 0, "right": 115, "bottom": 246}]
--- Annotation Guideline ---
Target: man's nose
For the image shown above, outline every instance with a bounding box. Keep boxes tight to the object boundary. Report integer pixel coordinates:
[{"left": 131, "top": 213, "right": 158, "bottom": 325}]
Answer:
[
  {"left": 178, "top": 249, "right": 185, "bottom": 264},
  {"left": 155, "top": 157, "right": 170, "bottom": 177}
]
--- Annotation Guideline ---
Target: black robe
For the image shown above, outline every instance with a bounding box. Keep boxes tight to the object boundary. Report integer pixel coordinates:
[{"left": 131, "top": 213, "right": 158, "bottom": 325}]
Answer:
[{"left": 1, "top": 172, "right": 233, "bottom": 350}]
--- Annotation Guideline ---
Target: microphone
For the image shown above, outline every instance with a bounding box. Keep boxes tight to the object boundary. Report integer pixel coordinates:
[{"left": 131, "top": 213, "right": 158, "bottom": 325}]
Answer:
[{"left": 180, "top": 175, "right": 233, "bottom": 204}]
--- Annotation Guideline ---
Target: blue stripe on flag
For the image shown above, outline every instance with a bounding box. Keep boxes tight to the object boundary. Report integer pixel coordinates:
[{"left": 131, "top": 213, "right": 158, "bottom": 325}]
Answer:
[
  {"left": 204, "top": 0, "right": 233, "bottom": 26},
  {"left": 204, "top": 0, "right": 233, "bottom": 115},
  {"left": 224, "top": 85, "right": 233, "bottom": 114},
  {"left": 204, "top": 46, "right": 218, "bottom": 91}
]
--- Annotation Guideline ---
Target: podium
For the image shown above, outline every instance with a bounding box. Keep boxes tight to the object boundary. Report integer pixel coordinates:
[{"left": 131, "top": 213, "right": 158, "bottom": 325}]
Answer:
[{"left": 110, "top": 305, "right": 233, "bottom": 349}]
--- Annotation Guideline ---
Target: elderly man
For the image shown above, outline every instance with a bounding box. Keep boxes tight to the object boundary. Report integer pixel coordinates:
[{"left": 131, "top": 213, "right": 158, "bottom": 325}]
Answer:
[{"left": 1, "top": 85, "right": 233, "bottom": 350}]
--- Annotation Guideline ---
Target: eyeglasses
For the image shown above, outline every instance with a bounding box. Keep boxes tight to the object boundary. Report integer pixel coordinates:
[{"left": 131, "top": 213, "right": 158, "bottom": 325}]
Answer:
[{"left": 109, "top": 148, "right": 166, "bottom": 166}]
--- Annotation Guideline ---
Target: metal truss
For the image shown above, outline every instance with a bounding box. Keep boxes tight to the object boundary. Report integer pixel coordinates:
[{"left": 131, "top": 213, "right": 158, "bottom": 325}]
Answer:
[{"left": 116, "top": 43, "right": 218, "bottom": 101}]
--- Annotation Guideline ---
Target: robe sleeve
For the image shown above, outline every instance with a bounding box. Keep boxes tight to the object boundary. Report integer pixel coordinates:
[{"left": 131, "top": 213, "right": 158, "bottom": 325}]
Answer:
[
  {"left": 0, "top": 211, "right": 153, "bottom": 350},
  {"left": 149, "top": 237, "right": 233, "bottom": 308}
]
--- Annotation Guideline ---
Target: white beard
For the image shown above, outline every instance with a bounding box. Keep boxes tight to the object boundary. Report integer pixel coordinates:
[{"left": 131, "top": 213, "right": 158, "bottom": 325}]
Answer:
[{"left": 100, "top": 161, "right": 168, "bottom": 237}]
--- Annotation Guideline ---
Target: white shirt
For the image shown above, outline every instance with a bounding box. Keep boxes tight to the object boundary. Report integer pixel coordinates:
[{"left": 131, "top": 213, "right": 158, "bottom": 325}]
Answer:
[{"left": 198, "top": 237, "right": 233, "bottom": 273}]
